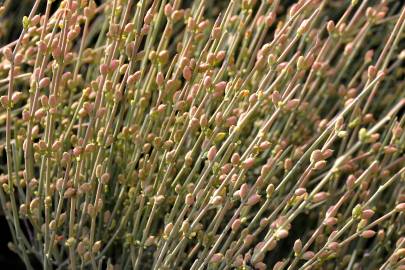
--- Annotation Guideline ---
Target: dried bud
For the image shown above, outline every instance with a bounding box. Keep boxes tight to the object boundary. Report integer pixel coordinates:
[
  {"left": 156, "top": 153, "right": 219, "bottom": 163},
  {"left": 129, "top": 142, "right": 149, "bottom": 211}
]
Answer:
[
  {"left": 164, "top": 223, "right": 173, "bottom": 237},
  {"left": 266, "top": 184, "right": 275, "bottom": 198},
  {"left": 100, "top": 173, "right": 110, "bottom": 184},
  {"left": 92, "top": 241, "right": 102, "bottom": 253}
]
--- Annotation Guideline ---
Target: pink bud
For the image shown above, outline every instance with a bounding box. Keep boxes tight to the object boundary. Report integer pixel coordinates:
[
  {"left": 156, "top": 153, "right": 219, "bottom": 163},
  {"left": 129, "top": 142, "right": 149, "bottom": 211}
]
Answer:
[
  {"left": 203, "top": 76, "right": 212, "bottom": 88},
  {"left": 312, "top": 192, "right": 329, "bottom": 203},
  {"left": 259, "top": 141, "right": 271, "bottom": 151},
  {"left": 361, "top": 209, "right": 375, "bottom": 219},
  {"left": 276, "top": 229, "right": 289, "bottom": 239},
  {"left": 242, "top": 157, "right": 255, "bottom": 169},
  {"left": 73, "top": 146, "right": 83, "bottom": 157},
  {"left": 207, "top": 146, "right": 217, "bottom": 161},
  {"left": 14, "top": 53, "right": 23, "bottom": 65},
  {"left": 286, "top": 99, "right": 300, "bottom": 110},
  {"left": 226, "top": 116, "right": 237, "bottom": 126},
  {"left": 127, "top": 71, "right": 141, "bottom": 84},
  {"left": 0, "top": 96, "right": 9, "bottom": 107},
  {"left": 244, "top": 234, "right": 254, "bottom": 245},
  {"left": 368, "top": 65, "right": 377, "bottom": 79},
  {"left": 11, "top": 92, "right": 23, "bottom": 103},
  {"left": 313, "top": 160, "right": 327, "bottom": 170},
  {"left": 164, "top": 223, "right": 173, "bottom": 236},
  {"left": 302, "top": 251, "right": 315, "bottom": 260},
  {"left": 211, "top": 195, "right": 223, "bottom": 206},
  {"left": 109, "top": 59, "right": 120, "bottom": 72},
  {"left": 272, "top": 91, "right": 281, "bottom": 104},
  {"left": 221, "top": 163, "right": 232, "bottom": 175},
  {"left": 239, "top": 184, "right": 249, "bottom": 200},
  {"left": 100, "top": 63, "right": 109, "bottom": 75},
  {"left": 246, "top": 194, "right": 261, "bottom": 206},
  {"left": 39, "top": 77, "right": 50, "bottom": 89},
  {"left": 233, "top": 190, "right": 241, "bottom": 199},
  {"left": 185, "top": 193, "right": 194, "bottom": 205},
  {"left": 266, "top": 12, "right": 276, "bottom": 27},
  {"left": 324, "top": 217, "right": 337, "bottom": 226},
  {"left": 310, "top": 149, "right": 323, "bottom": 163},
  {"left": 34, "top": 108, "right": 46, "bottom": 120},
  {"left": 124, "top": 23, "right": 134, "bottom": 33},
  {"left": 273, "top": 261, "right": 284, "bottom": 270},
  {"left": 231, "top": 153, "right": 240, "bottom": 165},
  {"left": 182, "top": 66, "right": 192, "bottom": 81},
  {"left": 328, "top": 242, "right": 340, "bottom": 252},
  {"left": 22, "top": 111, "right": 30, "bottom": 121},
  {"left": 216, "top": 51, "right": 226, "bottom": 62},
  {"left": 346, "top": 175, "right": 356, "bottom": 189},
  {"left": 361, "top": 230, "right": 376, "bottom": 239},
  {"left": 234, "top": 255, "right": 243, "bottom": 267},
  {"left": 396, "top": 203, "right": 405, "bottom": 212},
  {"left": 156, "top": 72, "right": 164, "bottom": 86},
  {"left": 3, "top": 47, "right": 13, "bottom": 61},
  {"left": 293, "top": 239, "right": 302, "bottom": 254},
  {"left": 144, "top": 10, "right": 154, "bottom": 24},
  {"left": 52, "top": 47, "right": 62, "bottom": 59},
  {"left": 294, "top": 188, "right": 306, "bottom": 196},
  {"left": 321, "top": 149, "right": 334, "bottom": 159},
  {"left": 214, "top": 81, "right": 227, "bottom": 92},
  {"left": 141, "top": 24, "right": 150, "bottom": 35},
  {"left": 231, "top": 218, "right": 241, "bottom": 231},
  {"left": 164, "top": 4, "right": 173, "bottom": 17},
  {"left": 254, "top": 262, "right": 266, "bottom": 270},
  {"left": 210, "top": 253, "right": 223, "bottom": 263},
  {"left": 38, "top": 41, "right": 47, "bottom": 54}
]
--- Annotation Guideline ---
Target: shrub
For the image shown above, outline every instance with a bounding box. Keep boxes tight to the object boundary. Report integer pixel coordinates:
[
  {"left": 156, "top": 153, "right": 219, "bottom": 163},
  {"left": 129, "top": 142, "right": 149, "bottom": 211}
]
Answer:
[{"left": 0, "top": 0, "right": 404, "bottom": 269}]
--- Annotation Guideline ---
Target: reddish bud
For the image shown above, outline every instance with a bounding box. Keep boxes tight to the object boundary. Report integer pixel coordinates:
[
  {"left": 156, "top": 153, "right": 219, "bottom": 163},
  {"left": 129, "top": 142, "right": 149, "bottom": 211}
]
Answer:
[{"left": 361, "top": 230, "right": 376, "bottom": 239}]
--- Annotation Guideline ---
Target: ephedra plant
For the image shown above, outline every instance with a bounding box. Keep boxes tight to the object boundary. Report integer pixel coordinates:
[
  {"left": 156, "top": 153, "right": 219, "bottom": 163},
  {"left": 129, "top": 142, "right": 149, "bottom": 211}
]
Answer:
[{"left": 0, "top": 0, "right": 404, "bottom": 269}]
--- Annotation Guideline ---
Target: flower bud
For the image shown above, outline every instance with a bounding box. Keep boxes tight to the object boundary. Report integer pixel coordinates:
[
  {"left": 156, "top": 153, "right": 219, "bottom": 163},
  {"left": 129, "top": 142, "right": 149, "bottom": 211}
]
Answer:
[
  {"left": 293, "top": 239, "right": 302, "bottom": 254},
  {"left": 302, "top": 251, "right": 315, "bottom": 260},
  {"left": 207, "top": 146, "right": 217, "bottom": 161},
  {"left": 185, "top": 193, "right": 194, "bottom": 206},
  {"left": 361, "top": 209, "right": 375, "bottom": 219},
  {"left": 241, "top": 157, "right": 255, "bottom": 169},
  {"left": 210, "top": 253, "right": 223, "bottom": 264},
  {"left": 361, "top": 230, "right": 376, "bottom": 239},
  {"left": 246, "top": 194, "right": 261, "bottom": 206},
  {"left": 231, "top": 218, "right": 241, "bottom": 232}
]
